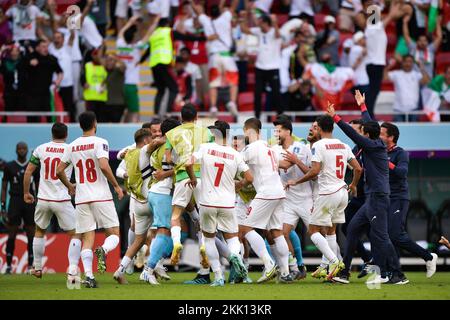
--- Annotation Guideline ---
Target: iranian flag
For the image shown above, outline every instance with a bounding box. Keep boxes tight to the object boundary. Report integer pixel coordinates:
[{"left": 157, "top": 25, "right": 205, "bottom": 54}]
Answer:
[{"left": 303, "top": 63, "right": 354, "bottom": 110}]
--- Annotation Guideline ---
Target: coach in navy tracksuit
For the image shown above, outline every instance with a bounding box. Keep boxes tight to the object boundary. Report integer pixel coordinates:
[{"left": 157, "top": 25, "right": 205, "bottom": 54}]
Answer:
[
  {"left": 342, "top": 120, "right": 373, "bottom": 272},
  {"left": 380, "top": 122, "right": 438, "bottom": 277},
  {"left": 327, "top": 91, "right": 404, "bottom": 284}
]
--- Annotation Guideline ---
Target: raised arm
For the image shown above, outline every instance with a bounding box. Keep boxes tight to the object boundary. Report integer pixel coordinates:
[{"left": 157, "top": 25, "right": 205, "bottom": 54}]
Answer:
[
  {"left": 354, "top": 90, "right": 373, "bottom": 122},
  {"left": 326, "top": 102, "right": 376, "bottom": 149},
  {"left": 142, "top": 14, "right": 161, "bottom": 41},
  {"left": 271, "top": 14, "right": 280, "bottom": 38},
  {"left": 118, "top": 15, "right": 140, "bottom": 40},
  {"left": 433, "top": 15, "right": 443, "bottom": 50},
  {"left": 402, "top": 13, "right": 412, "bottom": 46}
]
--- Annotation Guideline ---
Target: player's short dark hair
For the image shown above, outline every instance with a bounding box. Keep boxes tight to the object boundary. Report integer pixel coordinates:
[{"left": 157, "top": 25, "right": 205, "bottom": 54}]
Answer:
[
  {"left": 124, "top": 25, "right": 137, "bottom": 44},
  {"left": 158, "top": 18, "right": 169, "bottom": 27},
  {"left": 181, "top": 104, "right": 197, "bottom": 122},
  {"left": 211, "top": 120, "right": 230, "bottom": 140},
  {"left": 180, "top": 47, "right": 190, "bottom": 55},
  {"left": 362, "top": 121, "right": 380, "bottom": 139},
  {"left": 52, "top": 122, "right": 68, "bottom": 140},
  {"left": 403, "top": 54, "right": 414, "bottom": 61},
  {"left": 161, "top": 117, "right": 181, "bottom": 136},
  {"left": 273, "top": 115, "right": 293, "bottom": 135},
  {"left": 142, "top": 118, "right": 162, "bottom": 129},
  {"left": 381, "top": 122, "right": 400, "bottom": 143},
  {"left": 78, "top": 111, "right": 96, "bottom": 132},
  {"left": 244, "top": 118, "right": 262, "bottom": 133},
  {"left": 316, "top": 115, "right": 334, "bottom": 133},
  {"left": 134, "top": 128, "right": 150, "bottom": 144},
  {"left": 349, "top": 119, "right": 363, "bottom": 125},
  {"left": 260, "top": 15, "right": 272, "bottom": 26},
  {"left": 210, "top": 4, "right": 220, "bottom": 18}
]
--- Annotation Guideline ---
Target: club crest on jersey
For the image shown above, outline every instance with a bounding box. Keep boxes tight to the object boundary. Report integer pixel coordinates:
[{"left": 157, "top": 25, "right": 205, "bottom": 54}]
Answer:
[
  {"left": 311, "top": 148, "right": 316, "bottom": 155},
  {"left": 103, "top": 144, "right": 109, "bottom": 152},
  {"left": 293, "top": 147, "right": 300, "bottom": 154}
]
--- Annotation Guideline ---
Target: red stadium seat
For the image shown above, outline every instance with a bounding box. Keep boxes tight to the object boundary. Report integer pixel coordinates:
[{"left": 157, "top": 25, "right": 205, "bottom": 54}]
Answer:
[
  {"left": 277, "top": 14, "right": 289, "bottom": 27},
  {"left": 381, "top": 80, "right": 394, "bottom": 91},
  {"left": 340, "top": 91, "right": 358, "bottom": 110},
  {"left": 238, "top": 92, "right": 254, "bottom": 112},
  {"left": 435, "top": 52, "right": 450, "bottom": 74},
  {"left": 314, "top": 14, "right": 326, "bottom": 31},
  {"left": 387, "top": 32, "right": 398, "bottom": 53},
  {"left": 247, "top": 72, "right": 255, "bottom": 91}
]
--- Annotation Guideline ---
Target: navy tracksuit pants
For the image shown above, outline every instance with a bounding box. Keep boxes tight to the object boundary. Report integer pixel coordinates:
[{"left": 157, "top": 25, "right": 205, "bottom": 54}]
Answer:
[
  {"left": 343, "top": 193, "right": 401, "bottom": 276},
  {"left": 342, "top": 197, "right": 373, "bottom": 263},
  {"left": 388, "top": 199, "right": 433, "bottom": 262}
]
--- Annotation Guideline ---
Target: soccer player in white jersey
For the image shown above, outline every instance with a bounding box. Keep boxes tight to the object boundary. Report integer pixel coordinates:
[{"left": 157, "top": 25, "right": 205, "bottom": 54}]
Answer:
[
  {"left": 287, "top": 115, "right": 362, "bottom": 281},
  {"left": 23, "top": 123, "right": 81, "bottom": 282},
  {"left": 240, "top": 118, "right": 292, "bottom": 284},
  {"left": 185, "top": 121, "right": 253, "bottom": 286},
  {"left": 272, "top": 117, "right": 312, "bottom": 280},
  {"left": 57, "top": 112, "right": 124, "bottom": 288}
]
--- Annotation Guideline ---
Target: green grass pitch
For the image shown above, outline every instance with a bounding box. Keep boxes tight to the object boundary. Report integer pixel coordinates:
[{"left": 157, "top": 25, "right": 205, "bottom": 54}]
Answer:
[{"left": 1, "top": 272, "right": 450, "bottom": 300}]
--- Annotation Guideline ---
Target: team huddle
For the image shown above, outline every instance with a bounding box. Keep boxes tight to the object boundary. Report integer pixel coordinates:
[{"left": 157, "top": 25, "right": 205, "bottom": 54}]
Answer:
[{"left": 22, "top": 90, "right": 438, "bottom": 288}]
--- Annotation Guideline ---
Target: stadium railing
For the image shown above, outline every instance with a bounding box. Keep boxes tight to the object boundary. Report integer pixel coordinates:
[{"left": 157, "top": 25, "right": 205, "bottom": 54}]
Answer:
[{"left": 0, "top": 111, "right": 68, "bottom": 123}]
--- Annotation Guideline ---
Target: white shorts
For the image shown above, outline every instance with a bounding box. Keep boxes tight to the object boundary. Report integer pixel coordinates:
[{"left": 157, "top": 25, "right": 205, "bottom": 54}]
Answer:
[
  {"left": 35, "top": 200, "right": 76, "bottom": 231},
  {"left": 199, "top": 205, "right": 238, "bottom": 234},
  {"left": 131, "top": 197, "right": 153, "bottom": 235},
  {"left": 235, "top": 196, "right": 250, "bottom": 225},
  {"left": 172, "top": 178, "right": 201, "bottom": 208},
  {"left": 75, "top": 201, "right": 119, "bottom": 234},
  {"left": 283, "top": 197, "right": 313, "bottom": 230},
  {"left": 310, "top": 188, "right": 348, "bottom": 227},
  {"left": 240, "top": 198, "right": 285, "bottom": 230},
  {"left": 115, "top": 0, "right": 129, "bottom": 18},
  {"left": 208, "top": 53, "right": 238, "bottom": 88}
]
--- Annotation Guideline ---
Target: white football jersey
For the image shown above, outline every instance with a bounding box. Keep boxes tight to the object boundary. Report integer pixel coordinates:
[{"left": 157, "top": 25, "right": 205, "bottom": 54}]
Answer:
[
  {"left": 31, "top": 141, "right": 73, "bottom": 201},
  {"left": 138, "top": 145, "right": 152, "bottom": 201},
  {"left": 311, "top": 138, "right": 355, "bottom": 195},
  {"left": 62, "top": 136, "right": 113, "bottom": 204},
  {"left": 242, "top": 140, "right": 286, "bottom": 199},
  {"left": 194, "top": 143, "right": 249, "bottom": 208},
  {"left": 273, "top": 140, "right": 313, "bottom": 200}
]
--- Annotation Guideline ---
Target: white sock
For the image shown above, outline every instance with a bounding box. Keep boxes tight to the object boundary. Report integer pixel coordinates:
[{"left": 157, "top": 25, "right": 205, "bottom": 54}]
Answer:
[
  {"left": 188, "top": 208, "right": 199, "bottom": 222},
  {"left": 102, "top": 235, "right": 120, "bottom": 254},
  {"left": 326, "top": 234, "right": 340, "bottom": 259},
  {"left": 117, "top": 256, "right": 131, "bottom": 275},
  {"left": 215, "top": 237, "right": 231, "bottom": 259},
  {"left": 288, "top": 252, "right": 299, "bottom": 272},
  {"left": 310, "top": 232, "right": 337, "bottom": 263},
  {"left": 156, "top": 258, "right": 164, "bottom": 269},
  {"left": 240, "top": 242, "right": 245, "bottom": 259},
  {"left": 225, "top": 236, "right": 240, "bottom": 257},
  {"left": 81, "top": 249, "right": 94, "bottom": 278},
  {"left": 245, "top": 230, "right": 274, "bottom": 270},
  {"left": 198, "top": 267, "right": 210, "bottom": 275},
  {"left": 171, "top": 226, "right": 181, "bottom": 245},
  {"left": 320, "top": 255, "right": 329, "bottom": 268},
  {"left": 204, "top": 237, "right": 222, "bottom": 280},
  {"left": 274, "top": 236, "right": 290, "bottom": 276},
  {"left": 32, "top": 237, "right": 45, "bottom": 270},
  {"left": 269, "top": 244, "right": 280, "bottom": 265},
  {"left": 68, "top": 238, "right": 81, "bottom": 275},
  {"left": 197, "top": 231, "right": 206, "bottom": 247},
  {"left": 128, "top": 229, "right": 135, "bottom": 248}
]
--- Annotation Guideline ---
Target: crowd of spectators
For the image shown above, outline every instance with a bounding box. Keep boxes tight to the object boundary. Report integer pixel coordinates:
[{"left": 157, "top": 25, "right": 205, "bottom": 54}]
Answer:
[{"left": 0, "top": 0, "right": 449, "bottom": 123}]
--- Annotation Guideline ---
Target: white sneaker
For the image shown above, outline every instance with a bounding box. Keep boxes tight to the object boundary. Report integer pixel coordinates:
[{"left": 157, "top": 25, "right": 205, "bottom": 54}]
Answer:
[
  {"left": 135, "top": 246, "right": 146, "bottom": 269},
  {"left": 145, "top": 270, "right": 160, "bottom": 285},
  {"left": 426, "top": 253, "right": 438, "bottom": 278},
  {"left": 257, "top": 264, "right": 277, "bottom": 283},
  {"left": 139, "top": 269, "right": 148, "bottom": 282},
  {"left": 154, "top": 265, "right": 171, "bottom": 281},
  {"left": 113, "top": 270, "right": 129, "bottom": 285},
  {"left": 125, "top": 258, "right": 135, "bottom": 275},
  {"left": 226, "top": 101, "right": 239, "bottom": 117},
  {"left": 210, "top": 106, "right": 218, "bottom": 118}
]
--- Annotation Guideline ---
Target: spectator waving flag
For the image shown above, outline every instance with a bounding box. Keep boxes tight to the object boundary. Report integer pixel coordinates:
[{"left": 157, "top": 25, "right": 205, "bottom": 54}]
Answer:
[
  {"left": 303, "top": 63, "right": 354, "bottom": 110},
  {"left": 428, "top": 0, "right": 439, "bottom": 33}
]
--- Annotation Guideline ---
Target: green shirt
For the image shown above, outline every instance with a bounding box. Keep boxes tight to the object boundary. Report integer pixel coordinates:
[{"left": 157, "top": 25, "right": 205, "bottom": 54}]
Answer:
[{"left": 428, "top": 74, "right": 448, "bottom": 94}]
